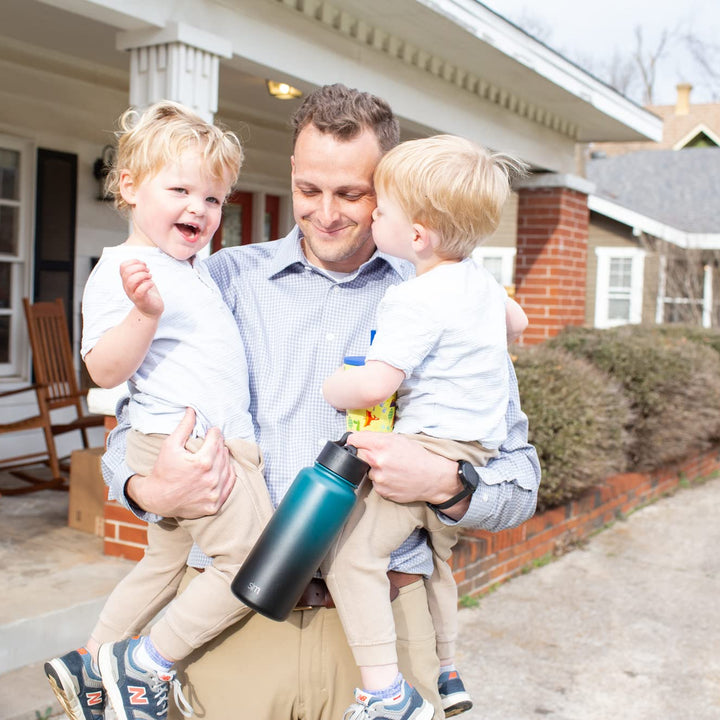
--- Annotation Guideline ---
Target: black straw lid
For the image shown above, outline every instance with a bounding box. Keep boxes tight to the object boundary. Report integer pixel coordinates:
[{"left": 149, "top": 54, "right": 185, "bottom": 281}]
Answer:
[{"left": 316, "top": 436, "right": 370, "bottom": 487}]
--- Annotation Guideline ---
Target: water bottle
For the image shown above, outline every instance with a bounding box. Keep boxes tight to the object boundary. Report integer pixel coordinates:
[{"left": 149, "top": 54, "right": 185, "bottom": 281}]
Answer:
[{"left": 231, "top": 434, "right": 369, "bottom": 621}]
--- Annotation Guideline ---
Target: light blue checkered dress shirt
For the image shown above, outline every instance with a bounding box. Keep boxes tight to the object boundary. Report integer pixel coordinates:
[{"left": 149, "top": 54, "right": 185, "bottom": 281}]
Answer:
[{"left": 103, "top": 227, "right": 540, "bottom": 572}]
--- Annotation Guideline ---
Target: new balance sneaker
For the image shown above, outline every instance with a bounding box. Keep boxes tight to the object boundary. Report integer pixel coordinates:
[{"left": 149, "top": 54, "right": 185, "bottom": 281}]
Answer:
[
  {"left": 98, "top": 636, "right": 193, "bottom": 720},
  {"left": 342, "top": 680, "right": 434, "bottom": 720},
  {"left": 44, "top": 648, "right": 105, "bottom": 720},
  {"left": 438, "top": 669, "right": 473, "bottom": 717}
]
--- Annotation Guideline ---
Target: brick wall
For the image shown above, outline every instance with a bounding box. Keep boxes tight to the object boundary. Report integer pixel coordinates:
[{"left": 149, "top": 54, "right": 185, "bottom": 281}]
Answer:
[
  {"left": 103, "top": 445, "right": 720, "bottom": 598},
  {"left": 515, "top": 185, "right": 589, "bottom": 345},
  {"left": 451, "top": 445, "right": 720, "bottom": 599}
]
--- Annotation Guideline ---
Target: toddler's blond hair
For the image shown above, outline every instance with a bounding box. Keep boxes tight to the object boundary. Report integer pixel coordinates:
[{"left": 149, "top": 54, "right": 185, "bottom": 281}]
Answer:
[
  {"left": 374, "top": 134, "right": 526, "bottom": 259},
  {"left": 106, "top": 100, "right": 244, "bottom": 213}
]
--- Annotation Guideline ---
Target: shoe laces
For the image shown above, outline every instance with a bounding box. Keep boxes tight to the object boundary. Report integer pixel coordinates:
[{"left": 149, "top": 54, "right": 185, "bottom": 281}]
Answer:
[
  {"left": 152, "top": 671, "right": 194, "bottom": 718},
  {"left": 342, "top": 704, "right": 369, "bottom": 720}
]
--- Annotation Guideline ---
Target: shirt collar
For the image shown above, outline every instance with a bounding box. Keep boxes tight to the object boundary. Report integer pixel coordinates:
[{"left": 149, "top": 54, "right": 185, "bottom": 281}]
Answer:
[{"left": 267, "top": 226, "right": 412, "bottom": 282}]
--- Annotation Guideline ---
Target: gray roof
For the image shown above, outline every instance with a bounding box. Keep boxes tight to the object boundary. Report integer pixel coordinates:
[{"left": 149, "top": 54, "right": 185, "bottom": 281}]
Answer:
[{"left": 586, "top": 148, "right": 720, "bottom": 233}]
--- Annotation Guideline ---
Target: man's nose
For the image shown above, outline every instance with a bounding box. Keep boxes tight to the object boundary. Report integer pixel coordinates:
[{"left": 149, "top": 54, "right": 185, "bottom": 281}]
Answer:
[{"left": 315, "top": 194, "right": 340, "bottom": 226}]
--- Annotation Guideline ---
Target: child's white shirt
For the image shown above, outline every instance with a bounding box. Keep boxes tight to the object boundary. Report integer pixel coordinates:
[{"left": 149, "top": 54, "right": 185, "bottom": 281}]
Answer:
[
  {"left": 81, "top": 245, "right": 254, "bottom": 441},
  {"left": 366, "top": 257, "right": 509, "bottom": 447}
]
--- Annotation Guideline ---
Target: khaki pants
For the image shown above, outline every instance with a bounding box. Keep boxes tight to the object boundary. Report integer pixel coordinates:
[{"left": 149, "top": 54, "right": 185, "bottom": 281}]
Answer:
[
  {"left": 91, "top": 431, "right": 274, "bottom": 661},
  {"left": 325, "top": 435, "right": 497, "bottom": 667},
  {"left": 169, "top": 572, "right": 444, "bottom": 720}
]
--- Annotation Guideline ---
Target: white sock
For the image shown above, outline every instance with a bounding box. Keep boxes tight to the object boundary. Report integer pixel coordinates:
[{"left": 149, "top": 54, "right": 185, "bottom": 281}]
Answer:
[{"left": 132, "top": 637, "right": 173, "bottom": 673}]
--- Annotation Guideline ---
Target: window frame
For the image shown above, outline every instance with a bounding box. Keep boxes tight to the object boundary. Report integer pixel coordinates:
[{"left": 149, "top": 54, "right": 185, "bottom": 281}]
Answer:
[
  {"left": 0, "top": 134, "right": 34, "bottom": 381},
  {"left": 594, "top": 246, "right": 645, "bottom": 328},
  {"left": 472, "top": 246, "right": 517, "bottom": 288}
]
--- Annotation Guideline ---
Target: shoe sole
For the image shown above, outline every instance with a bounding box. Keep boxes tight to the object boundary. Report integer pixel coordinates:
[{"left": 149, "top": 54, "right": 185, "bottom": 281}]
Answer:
[
  {"left": 442, "top": 691, "right": 473, "bottom": 717},
  {"left": 44, "top": 659, "right": 92, "bottom": 720},
  {"left": 98, "top": 643, "right": 132, "bottom": 720},
  {"left": 414, "top": 701, "right": 436, "bottom": 720}
]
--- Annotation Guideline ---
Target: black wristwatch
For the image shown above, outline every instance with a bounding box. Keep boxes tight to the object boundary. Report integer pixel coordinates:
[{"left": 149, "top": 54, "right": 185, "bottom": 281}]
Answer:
[{"left": 428, "top": 460, "right": 479, "bottom": 512}]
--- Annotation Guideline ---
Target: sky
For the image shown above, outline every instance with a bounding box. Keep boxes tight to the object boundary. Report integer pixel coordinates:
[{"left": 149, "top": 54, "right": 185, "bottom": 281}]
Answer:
[{"left": 480, "top": 0, "right": 720, "bottom": 106}]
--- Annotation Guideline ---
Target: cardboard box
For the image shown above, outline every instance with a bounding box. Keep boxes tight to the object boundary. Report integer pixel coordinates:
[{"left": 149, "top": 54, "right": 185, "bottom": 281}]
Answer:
[{"left": 68, "top": 447, "right": 106, "bottom": 536}]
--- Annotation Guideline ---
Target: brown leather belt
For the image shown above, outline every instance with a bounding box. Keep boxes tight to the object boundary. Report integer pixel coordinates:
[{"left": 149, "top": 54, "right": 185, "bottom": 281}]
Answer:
[{"left": 293, "top": 571, "right": 423, "bottom": 611}]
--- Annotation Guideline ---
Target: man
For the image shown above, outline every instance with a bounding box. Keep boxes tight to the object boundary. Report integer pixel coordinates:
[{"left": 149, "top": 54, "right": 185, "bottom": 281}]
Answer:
[{"left": 102, "top": 83, "right": 540, "bottom": 720}]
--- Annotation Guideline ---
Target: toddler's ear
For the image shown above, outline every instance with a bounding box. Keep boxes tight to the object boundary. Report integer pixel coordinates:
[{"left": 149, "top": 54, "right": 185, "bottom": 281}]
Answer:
[
  {"left": 412, "top": 223, "right": 437, "bottom": 253},
  {"left": 119, "top": 170, "right": 138, "bottom": 206}
]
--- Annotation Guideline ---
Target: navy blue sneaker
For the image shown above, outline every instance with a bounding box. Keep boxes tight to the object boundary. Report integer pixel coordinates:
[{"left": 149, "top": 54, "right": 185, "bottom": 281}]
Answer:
[
  {"left": 44, "top": 648, "right": 105, "bottom": 720},
  {"left": 342, "top": 679, "right": 434, "bottom": 720},
  {"left": 438, "top": 669, "right": 473, "bottom": 717},
  {"left": 98, "top": 636, "right": 193, "bottom": 720}
]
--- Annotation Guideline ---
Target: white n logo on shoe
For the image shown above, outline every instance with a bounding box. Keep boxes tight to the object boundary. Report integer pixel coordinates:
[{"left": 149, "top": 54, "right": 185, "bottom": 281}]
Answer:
[{"left": 128, "top": 686, "right": 149, "bottom": 705}]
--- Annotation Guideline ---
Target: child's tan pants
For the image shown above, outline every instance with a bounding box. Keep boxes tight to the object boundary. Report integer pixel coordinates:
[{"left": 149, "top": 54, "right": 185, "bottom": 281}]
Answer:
[
  {"left": 324, "top": 434, "right": 497, "bottom": 667},
  {"left": 91, "top": 430, "right": 274, "bottom": 661}
]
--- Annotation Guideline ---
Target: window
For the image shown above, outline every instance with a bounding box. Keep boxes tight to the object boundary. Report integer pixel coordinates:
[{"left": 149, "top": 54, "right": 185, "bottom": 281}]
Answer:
[
  {"left": 0, "top": 136, "right": 33, "bottom": 379},
  {"left": 594, "top": 247, "right": 645, "bottom": 328},
  {"left": 472, "top": 247, "right": 517, "bottom": 289}
]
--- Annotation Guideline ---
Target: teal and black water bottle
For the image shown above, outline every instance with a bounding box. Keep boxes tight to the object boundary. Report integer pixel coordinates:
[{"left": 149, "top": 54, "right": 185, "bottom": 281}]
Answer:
[{"left": 231, "top": 434, "right": 369, "bottom": 621}]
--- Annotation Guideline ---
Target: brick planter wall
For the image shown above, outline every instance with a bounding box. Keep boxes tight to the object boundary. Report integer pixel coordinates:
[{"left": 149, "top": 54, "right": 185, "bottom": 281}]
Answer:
[
  {"left": 103, "top": 446, "right": 720, "bottom": 593},
  {"left": 451, "top": 445, "right": 720, "bottom": 598}
]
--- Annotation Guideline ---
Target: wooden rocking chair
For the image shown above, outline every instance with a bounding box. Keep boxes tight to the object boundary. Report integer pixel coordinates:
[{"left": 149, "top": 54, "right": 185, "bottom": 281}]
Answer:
[{"left": 0, "top": 298, "right": 104, "bottom": 495}]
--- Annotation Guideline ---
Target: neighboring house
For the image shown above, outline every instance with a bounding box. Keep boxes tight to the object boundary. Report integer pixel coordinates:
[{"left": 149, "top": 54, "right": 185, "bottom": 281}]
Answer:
[
  {"left": 0, "top": 0, "right": 660, "bottom": 462},
  {"left": 591, "top": 83, "right": 720, "bottom": 156},
  {"left": 583, "top": 83, "right": 720, "bottom": 330}
]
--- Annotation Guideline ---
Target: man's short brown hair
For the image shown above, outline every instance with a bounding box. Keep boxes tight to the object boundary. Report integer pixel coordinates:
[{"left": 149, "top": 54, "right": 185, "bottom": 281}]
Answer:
[{"left": 291, "top": 83, "right": 399, "bottom": 153}]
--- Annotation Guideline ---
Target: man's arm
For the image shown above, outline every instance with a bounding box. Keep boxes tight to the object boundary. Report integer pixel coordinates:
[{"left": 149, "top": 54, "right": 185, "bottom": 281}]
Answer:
[
  {"left": 347, "top": 356, "right": 540, "bottom": 532},
  {"left": 102, "top": 402, "right": 236, "bottom": 520}
]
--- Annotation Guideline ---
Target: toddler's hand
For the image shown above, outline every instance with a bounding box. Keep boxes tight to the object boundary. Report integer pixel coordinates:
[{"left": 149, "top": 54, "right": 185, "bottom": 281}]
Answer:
[{"left": 120, "top": 259, "right": 164, "bottom": 318}]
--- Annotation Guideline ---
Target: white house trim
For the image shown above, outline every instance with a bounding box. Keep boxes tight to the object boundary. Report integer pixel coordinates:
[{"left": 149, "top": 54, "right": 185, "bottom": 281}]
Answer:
[
  {"left": 589, "top": 195, "right": 720, "bottom": 250},
  {"left": 672, "top": 122, "right": 720, "bottom": 150}
]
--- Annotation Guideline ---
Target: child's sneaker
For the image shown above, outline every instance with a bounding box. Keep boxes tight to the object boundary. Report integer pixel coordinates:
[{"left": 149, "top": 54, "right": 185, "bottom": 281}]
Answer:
[
  {"left": 342, "top": 679, "right": 434, "bottom": 720},
  {"left": 98, "top": 636, "right": 193, "bottom": 720},
  {"left": 438, "top": 669, "right": 473, "bottom": 717},
  {"left": 43, "top": 648, "right": 105, "bottom": 720}
]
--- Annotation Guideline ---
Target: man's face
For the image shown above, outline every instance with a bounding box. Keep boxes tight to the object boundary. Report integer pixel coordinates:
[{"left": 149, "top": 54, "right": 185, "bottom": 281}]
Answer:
[{"left": 291, "top": 124, "right": 383, "bottom": 273}]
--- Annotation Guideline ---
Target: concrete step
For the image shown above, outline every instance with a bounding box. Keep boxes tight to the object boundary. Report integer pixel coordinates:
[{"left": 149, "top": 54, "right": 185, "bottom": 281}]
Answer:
[{"left": 0, "top": 484, "right": 132, "bottom": 718}]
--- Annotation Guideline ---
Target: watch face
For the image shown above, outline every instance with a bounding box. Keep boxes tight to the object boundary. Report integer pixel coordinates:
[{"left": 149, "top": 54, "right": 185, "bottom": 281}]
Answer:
[{"left": 459, "top": 461, "right": 479, "bottom": 491}]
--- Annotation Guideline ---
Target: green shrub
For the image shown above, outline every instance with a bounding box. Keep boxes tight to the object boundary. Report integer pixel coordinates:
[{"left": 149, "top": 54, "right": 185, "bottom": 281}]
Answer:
[
  {"left": 655, "top": 324, "right": 720, "bottom": 357},
  {"left": 514, "top": 345, "right": 632, "bottom": 512},
  {"left": 548, "top": 325, "right": 720, "bottom": 470}
]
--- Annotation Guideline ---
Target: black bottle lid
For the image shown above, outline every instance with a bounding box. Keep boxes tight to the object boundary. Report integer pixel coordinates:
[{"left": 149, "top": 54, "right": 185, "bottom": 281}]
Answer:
[{"left": 316, "top": 437, "right": 370, "bottom": 487}]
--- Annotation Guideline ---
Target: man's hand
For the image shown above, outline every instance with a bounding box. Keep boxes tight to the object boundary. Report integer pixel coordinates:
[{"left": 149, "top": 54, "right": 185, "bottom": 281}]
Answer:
[
  {"left": 346, "top": 432, "right": 471, "bottom": 519},
  {"left": 126, "top": 408, "right": 235, "bottom": 518}
]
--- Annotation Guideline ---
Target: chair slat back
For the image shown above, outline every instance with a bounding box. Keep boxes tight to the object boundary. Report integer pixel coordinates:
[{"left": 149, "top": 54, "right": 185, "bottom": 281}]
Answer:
[{"left": 22, "top": 298, "right": 81, "bottom": 408}]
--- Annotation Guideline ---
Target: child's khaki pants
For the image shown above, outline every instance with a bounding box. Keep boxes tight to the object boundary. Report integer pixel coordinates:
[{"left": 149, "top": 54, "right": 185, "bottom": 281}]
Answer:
[
  {"left": 324, "top": 434, "right": 497, "bottom": 667},
  {"left": 91, "top": 430, "right": 274, "bottom": 661}
]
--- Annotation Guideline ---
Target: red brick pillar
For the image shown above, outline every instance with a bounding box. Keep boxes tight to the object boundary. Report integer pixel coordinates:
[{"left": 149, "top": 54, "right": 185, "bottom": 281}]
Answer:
[{"left": 514, "top": 174, "right": 593, "bottom": 345}]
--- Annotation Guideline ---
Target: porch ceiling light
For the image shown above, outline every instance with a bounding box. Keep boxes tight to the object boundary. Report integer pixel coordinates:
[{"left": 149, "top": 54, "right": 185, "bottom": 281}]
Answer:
[{"left": 266, "top": 80, "right": 303, "bottom": 100}]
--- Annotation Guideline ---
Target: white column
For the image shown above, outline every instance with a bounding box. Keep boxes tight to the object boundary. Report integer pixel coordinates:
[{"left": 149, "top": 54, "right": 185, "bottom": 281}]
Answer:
[
  {"left": 656, "top": 254, "right": 667, "bottom": 325},
  {"left": 702, "top": 264, "right": 713, "bottom": 328},
  {"left": 116, "top": 22, "right": 232, "bottom": 123}
]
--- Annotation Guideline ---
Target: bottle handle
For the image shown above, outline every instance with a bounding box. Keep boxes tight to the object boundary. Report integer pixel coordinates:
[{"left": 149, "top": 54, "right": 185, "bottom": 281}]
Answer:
[{"left": 334, "top": 431, "right": 358, "bottom": 456}]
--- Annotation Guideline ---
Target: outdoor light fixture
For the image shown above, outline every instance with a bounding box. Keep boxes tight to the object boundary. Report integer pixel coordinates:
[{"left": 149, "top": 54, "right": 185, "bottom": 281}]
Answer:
[
  {"left": 266, "top": 80, "right": 303, "bottom": 100},
  {"left": 92, "top": 145, "right": 116, "bottom": 201}
]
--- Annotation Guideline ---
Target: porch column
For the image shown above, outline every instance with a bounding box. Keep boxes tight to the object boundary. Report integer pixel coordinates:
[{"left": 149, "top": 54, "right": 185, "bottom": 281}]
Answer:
[
  {"left": 116, "top": 22, "right": 233, "bottom": 123},
  {"left": 514, "top": 174, "right": 594, "bottom": 345}
]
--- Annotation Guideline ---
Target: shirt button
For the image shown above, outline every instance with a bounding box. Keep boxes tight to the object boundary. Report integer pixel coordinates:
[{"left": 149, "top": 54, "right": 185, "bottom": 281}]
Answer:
[{"left": 326, "top": 333, "right": 335, "bottom": 342}]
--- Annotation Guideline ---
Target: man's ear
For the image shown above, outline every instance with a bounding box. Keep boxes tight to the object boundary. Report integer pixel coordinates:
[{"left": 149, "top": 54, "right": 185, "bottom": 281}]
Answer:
[
  {"left": 290, "top": 155, "right": 295, "bottom": 176},
  {"left": 119, "top": 170, "right": 137, "bottom": 206}
]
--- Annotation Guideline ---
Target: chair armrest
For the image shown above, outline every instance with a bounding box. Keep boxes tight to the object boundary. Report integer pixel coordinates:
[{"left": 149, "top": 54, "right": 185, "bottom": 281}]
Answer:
[{"left": 0, "top": 384, "right": 41, "bottom": 400}]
